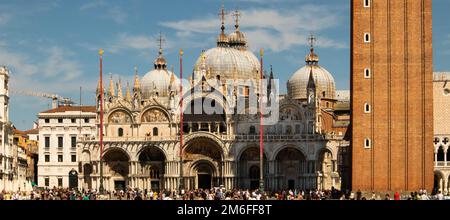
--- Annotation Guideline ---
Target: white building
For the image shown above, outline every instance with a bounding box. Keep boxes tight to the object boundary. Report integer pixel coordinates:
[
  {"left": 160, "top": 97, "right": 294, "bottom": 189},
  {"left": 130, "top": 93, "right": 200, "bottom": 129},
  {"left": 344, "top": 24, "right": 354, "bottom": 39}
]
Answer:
[
  {"left": 37, "top": 106, "right": 96, "bottom": 189},
  {"left": 0, "top": 66, "right": 15, "bottom": 191},
  {"left": 434, "top": 72, "right": 450, "bottom": 194}
]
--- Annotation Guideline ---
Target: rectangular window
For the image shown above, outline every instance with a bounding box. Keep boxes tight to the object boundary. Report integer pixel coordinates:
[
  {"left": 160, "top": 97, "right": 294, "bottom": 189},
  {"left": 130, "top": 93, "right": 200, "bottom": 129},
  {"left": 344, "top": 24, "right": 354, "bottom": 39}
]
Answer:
[
  {"left": 364, "top": 139, "right": 372, "bottom": 149},
  {"left": 58, "top": 118, "right": 63, "bottom": 123},
  {"left": 45, "top": 119, "right": 50, "bottom": 123},
  {"left": 44, "top": 177, "right": 49, "bottom": 187},
  {"left": 45, "top": 155, "right": 50, "bottom": 162},
  {"left": 71, "top": 155, "right": 77, "bottom": 162},
  {"left": 364, "top": 33, "right": 371, "bottom": 43},
  {"left": 364, "top": 0, "right": 370, "bottom": 7},
  {"left": 58, "top": 155, "right": 63, "bottom": 162},
  {"left": 58, "top": 178, "right": 63, "bottom": 187},
  {"left": 71, "top": 136, "right": 77, "bottom": 148},
  {"left": 364, "top": 68, "right": 371, "bottom": 78},
  {"left": 71, "top": 118, "right": 76, "bottom": 123},
  {"left": 84, "top": 118, "right": 89, "bottom": 123},
  {"left": 45, "top": 137, "right": 50, "bottom": 148},
  {"left": 364, "top": 103, "right": 371, "bottom": 113},
  {"left": 58, "top": 136, "right": 63, "bottom": 148}
]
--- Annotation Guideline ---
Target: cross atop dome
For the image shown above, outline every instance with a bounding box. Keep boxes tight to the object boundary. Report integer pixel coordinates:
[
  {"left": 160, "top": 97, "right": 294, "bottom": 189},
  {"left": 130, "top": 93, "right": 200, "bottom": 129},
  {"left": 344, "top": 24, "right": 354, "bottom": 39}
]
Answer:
[
  {"left": 308, "top": 34, "right": 317, "bottom": 50},
  {"left": 157, "top": 32, "right": 166, "bottom": 55},
  {"left": 219, "top": 4, "right": 228, "bottom": 31},
  {"left": 233, "top": 9, "right": 241, "bottom": 29},
  {"left": 305, "top": 34, "right": 319, "bottom": 65}
]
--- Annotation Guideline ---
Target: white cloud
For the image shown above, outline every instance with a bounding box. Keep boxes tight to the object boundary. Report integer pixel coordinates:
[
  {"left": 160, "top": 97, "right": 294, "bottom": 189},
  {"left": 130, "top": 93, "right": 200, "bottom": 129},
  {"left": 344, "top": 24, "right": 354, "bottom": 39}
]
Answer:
[
  {"left": 159, "top": 5, "right": 347, "bottom": 52},
  {"left": 106, "top": 6, "right": 127, "bottom": 24},
  {"left": 80, "top": 0, "right": 106, "bottom": 10},
  {"left": 0, "top": 44, "right": 84, "bottom": 93},
  {"left": 40, "top": 46, "right": 83, "bottom": 81},
  {"left": 108, "top": 33, "right": 157, "bottom": 54},
  {"left": 80, "top": 1, "right": 127, "bottom": 24}
]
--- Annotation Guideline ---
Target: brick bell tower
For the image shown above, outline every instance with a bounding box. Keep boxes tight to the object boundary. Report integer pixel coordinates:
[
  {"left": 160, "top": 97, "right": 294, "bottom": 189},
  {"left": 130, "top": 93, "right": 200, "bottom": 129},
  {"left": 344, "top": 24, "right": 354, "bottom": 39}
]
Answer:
[{"left": 351, "top": 0, "right": 434, "bottom": 192}]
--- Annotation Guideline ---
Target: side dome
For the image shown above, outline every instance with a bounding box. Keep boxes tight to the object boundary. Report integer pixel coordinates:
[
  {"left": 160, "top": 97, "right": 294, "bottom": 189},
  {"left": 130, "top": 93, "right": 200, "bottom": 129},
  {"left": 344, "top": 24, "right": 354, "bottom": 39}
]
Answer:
[
  {"left": 141, "top": 48, "right": 178, "bottom": 99},
  {"left": 288, "top": 48, "right": 336, "bottom": 100}
]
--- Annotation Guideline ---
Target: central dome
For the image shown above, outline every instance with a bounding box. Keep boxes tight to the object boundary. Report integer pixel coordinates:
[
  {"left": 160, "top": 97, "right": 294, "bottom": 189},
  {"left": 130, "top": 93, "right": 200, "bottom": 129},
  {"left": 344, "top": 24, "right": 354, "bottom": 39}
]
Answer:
[{"left": 193, "top": 47, "right": 260, "bottom": 82}]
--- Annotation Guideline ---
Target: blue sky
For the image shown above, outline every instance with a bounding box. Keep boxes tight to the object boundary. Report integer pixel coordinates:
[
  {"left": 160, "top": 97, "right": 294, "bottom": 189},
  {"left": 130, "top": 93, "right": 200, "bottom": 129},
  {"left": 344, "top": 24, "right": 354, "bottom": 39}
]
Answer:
[{"left": 1, "top": 0, "right": 449, "bottom": 130}]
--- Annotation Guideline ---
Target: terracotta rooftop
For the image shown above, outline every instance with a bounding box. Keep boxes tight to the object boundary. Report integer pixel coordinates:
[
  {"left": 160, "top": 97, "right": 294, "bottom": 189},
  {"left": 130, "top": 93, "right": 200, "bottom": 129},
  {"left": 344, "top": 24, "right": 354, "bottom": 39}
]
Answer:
[
  {"left": 40, "top": 106, "right": 96, "bottom": 114},
  {"left": 13, "top": 128, "right": 39, "bottom": 135}
]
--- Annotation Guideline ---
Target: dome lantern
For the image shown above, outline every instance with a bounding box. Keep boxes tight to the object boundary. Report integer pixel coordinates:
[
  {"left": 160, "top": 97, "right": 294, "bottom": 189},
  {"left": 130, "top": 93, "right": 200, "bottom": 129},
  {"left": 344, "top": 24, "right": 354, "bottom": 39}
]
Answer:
[
  {"left": 305, "top": 34, "right": 319, "bottom": 65},
  {"left": 229, "top": 9, "right": 247, "bottom": 50},
  {"left": 154, "top": 33, "right": 167, "bottom": 70}
]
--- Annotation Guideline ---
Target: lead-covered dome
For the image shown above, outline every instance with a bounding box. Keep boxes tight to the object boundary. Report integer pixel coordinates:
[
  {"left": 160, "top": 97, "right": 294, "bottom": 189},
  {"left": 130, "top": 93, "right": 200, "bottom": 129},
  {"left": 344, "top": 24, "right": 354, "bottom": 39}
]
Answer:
[
  {"left": 288, "top": 48, "right": 336, "bottom": 100},
  {"left": 193, "top": 47, "right": 260, "bottom": 82},
  {"left": 141, "top": 49, "right": 178, "bottom": 99}
]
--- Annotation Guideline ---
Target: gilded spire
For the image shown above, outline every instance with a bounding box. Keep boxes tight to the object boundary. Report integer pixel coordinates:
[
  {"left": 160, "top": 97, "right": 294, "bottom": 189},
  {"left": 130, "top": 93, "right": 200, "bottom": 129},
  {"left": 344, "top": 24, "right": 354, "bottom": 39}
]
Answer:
[
  {"left": 108, "top": 74, "right": 115, "bottom": 97},
  {"left": 96, "top": 79, "right": 103, "bottom": 94},
  {"left": 133, "top": 66, "right": 140, "bottom": 91},
  {"left": 125, "top": 81, "right": 131, "bottom": 101},
  {"left": 306, "top": 34, "right": 319, "bottom": 65},
  {"left": 307, "top": 65, "right": 316, "bottom": 90},
  {"left": 117, "top": 78, "right": 123, "bottom": 98}
]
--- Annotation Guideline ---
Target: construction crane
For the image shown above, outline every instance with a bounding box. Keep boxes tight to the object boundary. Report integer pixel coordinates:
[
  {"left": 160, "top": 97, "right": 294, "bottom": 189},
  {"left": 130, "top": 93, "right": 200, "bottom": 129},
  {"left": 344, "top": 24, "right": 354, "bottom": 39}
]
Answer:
[{"left": 10, "top": 89, "right": 75, "bottom": 109}]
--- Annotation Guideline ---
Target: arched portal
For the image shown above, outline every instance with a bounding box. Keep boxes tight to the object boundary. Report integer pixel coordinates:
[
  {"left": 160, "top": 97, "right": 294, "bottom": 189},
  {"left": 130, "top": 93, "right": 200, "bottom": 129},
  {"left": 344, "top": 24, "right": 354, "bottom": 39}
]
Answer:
[
  {"left": 275, "top": 147, "right": 307, "bottom": 190},
  {"left": 193, "top": 162, "right": 215, "bottom": 190},
  {"left": 68, "top": 169, "right": 78, "bottom": 190},
  {"left": 138, "top": 146, "right": 166, "bottom": 191},
  {"left": 104, "top": 148, "right": 130, "bottom": 191},
  {"left": 184, "top": 137, "right": 223, "bottom": 190},
  {"left": 238, "top": 147, "right": 267, "bottom": 190},
  {"left": 83, "top": 164, "right": 93, "bottom": 190}
]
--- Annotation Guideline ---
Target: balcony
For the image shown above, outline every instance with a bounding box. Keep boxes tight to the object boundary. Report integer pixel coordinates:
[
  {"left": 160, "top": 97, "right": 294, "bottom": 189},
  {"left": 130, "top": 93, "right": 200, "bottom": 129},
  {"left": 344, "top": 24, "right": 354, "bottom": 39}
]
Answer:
[{"left": 435, "top": 161, "right": 450, "bottom": 167}]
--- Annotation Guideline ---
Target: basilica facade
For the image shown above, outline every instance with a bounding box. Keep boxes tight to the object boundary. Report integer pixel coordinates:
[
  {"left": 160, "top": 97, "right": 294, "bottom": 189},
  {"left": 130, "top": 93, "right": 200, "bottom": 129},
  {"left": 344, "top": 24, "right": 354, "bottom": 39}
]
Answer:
[{"left": 77, "top": 10, "right": 350, "bottom": 192}]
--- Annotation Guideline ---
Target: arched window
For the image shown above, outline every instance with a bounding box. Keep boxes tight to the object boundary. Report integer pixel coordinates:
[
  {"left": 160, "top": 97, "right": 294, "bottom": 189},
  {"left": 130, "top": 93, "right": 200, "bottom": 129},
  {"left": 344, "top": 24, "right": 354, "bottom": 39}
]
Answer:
[
  {"left": 364, "top": 68, "right": 371, "bottom": 78},
  {"left": 437, "top": 146, "right": 445, "bottom": 162},
  {"left": 118, "top": 128, "right": 124, "bottom": 137},
  {"left": 364, "top": 33, "right": 371, "bottom": 43},
  {"left": 249, "top": 126, "right": 256, "bottom": 135},
  {"left": 153, "top": 127, "right": 159, "bottom": 136}
]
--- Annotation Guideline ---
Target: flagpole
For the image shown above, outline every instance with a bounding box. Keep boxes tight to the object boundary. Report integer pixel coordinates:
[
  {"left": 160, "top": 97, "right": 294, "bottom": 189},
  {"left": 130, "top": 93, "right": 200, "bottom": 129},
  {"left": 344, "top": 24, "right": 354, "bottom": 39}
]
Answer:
[
  {"left": 179, "top": 49, "right": 184, "bottom": 192},
  {"left": 99, "top": 49, "right": 105, "bottom": 194},
  {"left": 259, "top": 48, "right": 265, "bottom": 192}
]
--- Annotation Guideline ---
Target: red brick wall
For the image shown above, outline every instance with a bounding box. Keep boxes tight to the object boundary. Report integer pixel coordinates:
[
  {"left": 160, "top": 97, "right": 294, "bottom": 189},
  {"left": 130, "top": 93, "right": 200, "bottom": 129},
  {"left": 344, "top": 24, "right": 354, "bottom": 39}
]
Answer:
[{"left": 351, "top": 0, "right": 434, "bottom": 192}]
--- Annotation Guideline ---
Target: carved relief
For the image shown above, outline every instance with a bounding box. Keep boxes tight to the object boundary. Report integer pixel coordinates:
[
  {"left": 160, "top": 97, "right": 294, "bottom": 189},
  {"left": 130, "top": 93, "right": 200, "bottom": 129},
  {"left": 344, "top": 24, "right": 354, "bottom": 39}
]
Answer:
[
  {"left": 142, "top": 109, "right": 169, "bottom": 123},
  {"left": 108, "top": 111, "right": 132, "bottom": 124}
]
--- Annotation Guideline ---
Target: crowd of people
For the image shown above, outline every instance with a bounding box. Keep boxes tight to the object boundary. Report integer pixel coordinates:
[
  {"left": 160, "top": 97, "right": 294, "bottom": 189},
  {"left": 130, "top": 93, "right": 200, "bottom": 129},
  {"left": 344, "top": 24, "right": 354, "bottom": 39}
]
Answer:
[{"left": 0, "top": 187, "right": 449, "bottom": 200}]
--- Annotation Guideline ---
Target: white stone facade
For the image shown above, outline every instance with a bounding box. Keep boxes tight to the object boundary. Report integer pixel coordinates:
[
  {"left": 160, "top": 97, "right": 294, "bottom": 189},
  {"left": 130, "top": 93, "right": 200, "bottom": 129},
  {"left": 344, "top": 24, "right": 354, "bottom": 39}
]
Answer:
[
  {"left": 37, "top": 107, "right": 96, "bottom": 189},
  {"left": 434, "top": 72, "right": 450, "bottom": 194}
]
